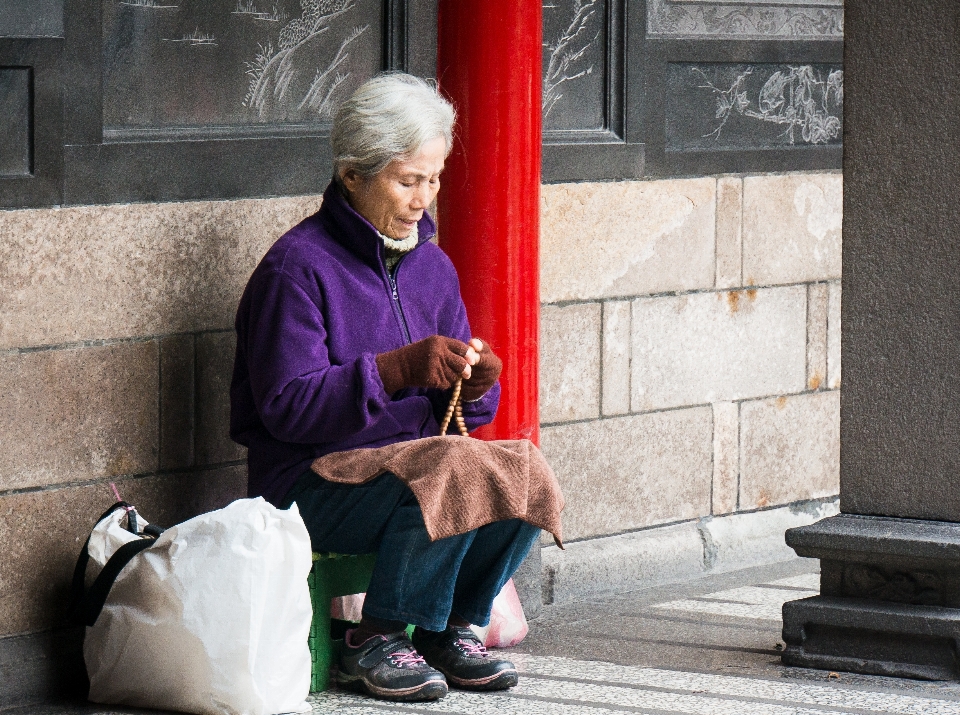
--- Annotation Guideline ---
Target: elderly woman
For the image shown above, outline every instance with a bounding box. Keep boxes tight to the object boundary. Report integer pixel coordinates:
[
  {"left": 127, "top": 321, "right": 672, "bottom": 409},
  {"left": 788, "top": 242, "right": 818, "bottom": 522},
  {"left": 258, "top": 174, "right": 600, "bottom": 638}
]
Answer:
[{"left": 230, "top": 73, "right": 541, "bottom": 702}]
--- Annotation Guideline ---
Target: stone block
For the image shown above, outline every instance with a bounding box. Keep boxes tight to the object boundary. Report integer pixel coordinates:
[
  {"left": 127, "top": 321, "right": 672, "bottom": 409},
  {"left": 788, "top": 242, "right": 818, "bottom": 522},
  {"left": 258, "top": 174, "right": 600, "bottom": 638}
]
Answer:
[
  {"left": 807, "top": 283, "right": 829, "bottom": 390},
  {"left": 715, "top": 176, "right": 743, "bottom": 289},
  {"left": 827, "top": 281, "right": 841, "bottom": 389},
  {"left": 711, "top": 401, "right": 739, "bottom": 515},
  {"left": 195, "top": 331, "right": 245, "bottom": 466},
  {"left": 784, "top": 513, "right": 960, "bottom": 681},
  {"left": 740, "top": 391, "right": 840, "bottom": 510},
  {"left": 511, "top": 545, "right": 542, "bottom": 619},
  {"left": 160, "top": 334, "right": 194, "bottom": 469},
  {"left": 122, "top": 464, "right": 248, "bottom": 525},
  {"left": 540, "top": 408, "right": 712, "bottom": 540},
  {"left": 631, "top": 285, "right": 807, "bottom": 411},
  {"left": 0, "top": 196, "right": 322, "bottom": 349},
  {"left": 539, "top": 303, "right": 601, "bottom": 423},
  {"left": 0, "top": 466, "right": 246, "bottom": 636},
  {"left": 601, "top": 301, "right": 631, "bottom": 416},
  {"left": 742, "top": 174, "right": 842, "bottom": 286},
  {"left": 541, "top": 522, "right": 705, "bottom": 605},
  {"left": 700, "top": 498, "right": 838, "bottom": 574},
  {"left": 540, "top": 179, "right": 716, "bottom": 303},
  {"left": 0, "top": 343, "right": 158, "bottom": 491},
  {"left": 0, "top": 629, "right": 86, "bottom": 708},
  {"left": 541, "top": 497, "right": 837, "bottom": 604},
  {"left": 0, "top": 484, "right": 108, "bottom": 637}
]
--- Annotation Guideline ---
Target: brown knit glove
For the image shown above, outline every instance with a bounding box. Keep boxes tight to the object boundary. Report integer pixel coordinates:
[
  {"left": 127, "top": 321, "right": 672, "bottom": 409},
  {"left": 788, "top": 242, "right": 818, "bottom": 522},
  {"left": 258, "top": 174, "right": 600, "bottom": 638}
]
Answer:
[
  {"left": 376, "top": 335, "right": 471, "bottom": 396},
  {"left": 461, "top": 339, "right": 503, "bottom": 402}
]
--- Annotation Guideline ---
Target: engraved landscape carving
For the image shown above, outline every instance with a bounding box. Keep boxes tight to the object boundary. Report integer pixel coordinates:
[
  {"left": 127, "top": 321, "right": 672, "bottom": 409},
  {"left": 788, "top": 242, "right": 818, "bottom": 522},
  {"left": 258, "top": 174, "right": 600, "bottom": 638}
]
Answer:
[
  {"left": 698, "top": 65, "right": 843, "bottom": 144},
  {"left": 104, "top": 0, "right": 378, "bottom": 130},
  {"left": 120, "top": 0, "right": 179, "bottom": 8},
  {"left": 243, "top": 0, "right": 369, "bottom": 118},
  {"left": 648, "top": 0, "right": 843, "bottom": 39},
  {"left": 542, "top": 0, "right": 601, "bottom": 119},
  {"left": 665, "top": 62, "right": 842, "bottom": 151},
  {"left": 542, "top": 0, "right": 608, "bottom": 132}
]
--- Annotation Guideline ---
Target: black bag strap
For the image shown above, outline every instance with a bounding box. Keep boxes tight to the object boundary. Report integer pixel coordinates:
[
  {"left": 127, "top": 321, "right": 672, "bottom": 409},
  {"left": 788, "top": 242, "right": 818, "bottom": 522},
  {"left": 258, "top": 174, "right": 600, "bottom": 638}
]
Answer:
[{"left": 68, "top": 502, "right": 162, "bottom": 627}]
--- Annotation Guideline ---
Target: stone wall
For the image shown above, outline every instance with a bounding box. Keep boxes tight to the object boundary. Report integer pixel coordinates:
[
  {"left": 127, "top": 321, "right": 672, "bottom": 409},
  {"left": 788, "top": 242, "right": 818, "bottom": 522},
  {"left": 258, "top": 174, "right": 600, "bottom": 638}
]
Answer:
[
  {"left": 0, "top": 170, "right": 841, "bottom": 664},
  {"left": 0, "top": 196, "right": 322, "bottom": 642},
  {"left": 539, "top": 172, "right": 842, "bottom": 546}
]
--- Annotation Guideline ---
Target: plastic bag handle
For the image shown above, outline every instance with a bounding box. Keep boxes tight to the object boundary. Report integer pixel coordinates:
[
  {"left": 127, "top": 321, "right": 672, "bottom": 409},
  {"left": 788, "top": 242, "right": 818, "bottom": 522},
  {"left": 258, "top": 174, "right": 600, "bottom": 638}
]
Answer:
[{"left": 68, "top": 502, "right": 159, "bottom": 627}]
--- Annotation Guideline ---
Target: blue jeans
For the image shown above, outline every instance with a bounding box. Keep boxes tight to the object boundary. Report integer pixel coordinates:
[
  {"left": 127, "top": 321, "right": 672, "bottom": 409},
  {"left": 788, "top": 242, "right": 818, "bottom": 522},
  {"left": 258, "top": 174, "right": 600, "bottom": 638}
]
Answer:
[{"left": 282, "top": 471, "right": 540, "bottom": 632}]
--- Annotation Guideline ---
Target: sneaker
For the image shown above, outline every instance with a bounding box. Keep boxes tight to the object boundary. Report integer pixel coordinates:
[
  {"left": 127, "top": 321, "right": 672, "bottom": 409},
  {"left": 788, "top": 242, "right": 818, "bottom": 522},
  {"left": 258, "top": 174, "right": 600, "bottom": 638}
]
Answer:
[
  {"left": 337, "top": 630, "right": 448, "bottom": 701},
  {"left": 412, "top": 626, "right": 519, "bottom": 691}
]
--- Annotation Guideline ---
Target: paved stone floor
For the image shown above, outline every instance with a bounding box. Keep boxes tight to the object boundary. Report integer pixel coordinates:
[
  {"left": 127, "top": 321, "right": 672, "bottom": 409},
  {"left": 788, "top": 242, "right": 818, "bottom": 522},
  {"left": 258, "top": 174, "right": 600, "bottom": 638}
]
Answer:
[
  {"left": 307, "top": 558, "right": 960, "bottom": 715},
  {"left": 10, "top": 558, "right": 960, "bottom": 714}
]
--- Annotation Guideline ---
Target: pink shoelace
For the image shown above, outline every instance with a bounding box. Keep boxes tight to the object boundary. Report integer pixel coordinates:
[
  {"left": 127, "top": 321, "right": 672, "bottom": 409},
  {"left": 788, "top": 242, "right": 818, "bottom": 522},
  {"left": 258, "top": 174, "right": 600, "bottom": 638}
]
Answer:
[
  {"left": 457, "top": 638, "right": 490, "bottom": 658},
  {"left": 391, "top": 650, "right": 427, "bottom": 667}
]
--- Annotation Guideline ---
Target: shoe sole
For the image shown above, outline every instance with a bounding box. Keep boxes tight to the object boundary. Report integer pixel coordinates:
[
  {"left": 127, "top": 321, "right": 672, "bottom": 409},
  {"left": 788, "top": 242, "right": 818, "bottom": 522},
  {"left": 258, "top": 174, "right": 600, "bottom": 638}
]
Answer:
[
  {"left": 337, "top": 673, "right": 449, "bottom": 701},
  {"left": 444, "top": 668, "right": 519, "bottom": 691}
]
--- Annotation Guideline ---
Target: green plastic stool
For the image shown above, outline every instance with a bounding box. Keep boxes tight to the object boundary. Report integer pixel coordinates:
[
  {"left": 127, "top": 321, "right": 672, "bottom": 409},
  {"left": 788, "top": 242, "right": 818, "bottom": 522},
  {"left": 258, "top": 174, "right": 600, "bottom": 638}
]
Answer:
[
  {"left": 307, "top": 552, "right": 415, "bottom": 692},
  {"left": 307, "top": 552, "right": 376, "bottom": 692}
]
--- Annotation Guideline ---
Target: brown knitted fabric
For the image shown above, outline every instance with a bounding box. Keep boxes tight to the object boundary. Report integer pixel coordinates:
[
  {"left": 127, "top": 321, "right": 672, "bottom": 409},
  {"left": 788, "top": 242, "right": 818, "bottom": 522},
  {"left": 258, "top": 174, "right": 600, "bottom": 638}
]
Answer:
[{"left": 311, "top": 436, "right": 565, "bottom": 547}]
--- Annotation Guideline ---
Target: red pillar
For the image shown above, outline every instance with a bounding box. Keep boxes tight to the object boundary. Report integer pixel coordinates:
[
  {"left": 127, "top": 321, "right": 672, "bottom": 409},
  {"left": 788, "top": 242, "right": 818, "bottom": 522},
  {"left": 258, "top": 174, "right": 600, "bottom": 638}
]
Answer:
[{"left": 436, "top": 2, "right": 542, "bottom": 445}]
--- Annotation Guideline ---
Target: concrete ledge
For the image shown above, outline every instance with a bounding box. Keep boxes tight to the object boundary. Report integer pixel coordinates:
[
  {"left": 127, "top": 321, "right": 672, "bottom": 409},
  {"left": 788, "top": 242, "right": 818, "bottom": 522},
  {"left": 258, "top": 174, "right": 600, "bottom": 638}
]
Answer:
[
  {"left": 701, "top": 498, "right": 839, "bottom": 574},
  {"left": 542, "top": 521, "right": 704, "bottom": 605},
  {"left": 542, "top": 498, "right": 838, "bottom": 605}
]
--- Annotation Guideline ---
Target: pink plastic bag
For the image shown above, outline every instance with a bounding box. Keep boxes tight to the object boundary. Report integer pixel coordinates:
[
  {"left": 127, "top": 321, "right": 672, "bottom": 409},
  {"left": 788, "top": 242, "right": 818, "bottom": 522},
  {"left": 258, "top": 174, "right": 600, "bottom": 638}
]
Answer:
[
  {"left": 330, "top": 593, "right": 364, "bottom": 622},
  {"left": 330, "top": 579, "right": 529, "bottom": 648},
  {"left": 470, "top": 579, "right": 529, "bottom": 648}
]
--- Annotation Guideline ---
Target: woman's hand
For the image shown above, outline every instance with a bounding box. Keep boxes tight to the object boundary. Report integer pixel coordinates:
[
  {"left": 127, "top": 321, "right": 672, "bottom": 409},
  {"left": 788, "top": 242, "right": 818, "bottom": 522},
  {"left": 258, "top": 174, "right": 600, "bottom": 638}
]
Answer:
[
  {"left": 460, "top": 338, "right": 503, "bottom": 401},
  {"left": 376, "top": 335, "right": 475, "bottom": 395}
]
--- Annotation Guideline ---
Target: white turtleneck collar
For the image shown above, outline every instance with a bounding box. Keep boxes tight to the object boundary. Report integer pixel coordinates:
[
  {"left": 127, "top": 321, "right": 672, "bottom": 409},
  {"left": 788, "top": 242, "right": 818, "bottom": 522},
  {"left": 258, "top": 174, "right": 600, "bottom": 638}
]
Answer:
[{"left": 380, "top": 223, "right": 419, "bottom": 271}]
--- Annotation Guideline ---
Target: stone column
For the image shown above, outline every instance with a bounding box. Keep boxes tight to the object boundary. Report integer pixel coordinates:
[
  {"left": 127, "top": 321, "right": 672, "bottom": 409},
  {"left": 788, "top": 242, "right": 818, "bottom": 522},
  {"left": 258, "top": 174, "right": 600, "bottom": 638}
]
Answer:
[{"left": 781, "top": 2, "right": 960, "bottom": 679}]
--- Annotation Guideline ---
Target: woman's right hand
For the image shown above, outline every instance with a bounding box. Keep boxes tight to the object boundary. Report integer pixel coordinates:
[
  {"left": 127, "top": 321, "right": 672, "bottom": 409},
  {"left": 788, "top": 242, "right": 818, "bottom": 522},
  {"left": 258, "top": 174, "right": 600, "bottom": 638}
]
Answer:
[{"left": 376, "top": 335, "right": 477, "bottom": 395}]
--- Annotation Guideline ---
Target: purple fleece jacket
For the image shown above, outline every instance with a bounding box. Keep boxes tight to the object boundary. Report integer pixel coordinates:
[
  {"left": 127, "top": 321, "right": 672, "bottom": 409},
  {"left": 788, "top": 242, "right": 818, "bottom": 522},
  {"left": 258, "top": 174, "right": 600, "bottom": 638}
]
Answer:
[{"left": 230, "top": 183, "right": 500, "bottom": 505}]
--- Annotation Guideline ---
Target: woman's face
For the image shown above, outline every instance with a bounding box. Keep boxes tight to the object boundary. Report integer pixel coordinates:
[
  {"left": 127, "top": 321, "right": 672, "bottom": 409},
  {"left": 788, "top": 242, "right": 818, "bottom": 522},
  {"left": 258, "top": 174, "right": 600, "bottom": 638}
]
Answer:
[{"left": 342, "top": 135, "right": 446, "bottom": 239}]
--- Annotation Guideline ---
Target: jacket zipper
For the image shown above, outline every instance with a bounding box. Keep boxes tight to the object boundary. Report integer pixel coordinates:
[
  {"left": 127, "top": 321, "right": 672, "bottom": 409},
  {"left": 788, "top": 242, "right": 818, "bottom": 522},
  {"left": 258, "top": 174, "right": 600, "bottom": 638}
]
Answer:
[
  {"left": 388, "top": 257, "right": 413, "bottom": 345},
  {"left": 388, "top": 251, "right": 437, "bottom": 437}
]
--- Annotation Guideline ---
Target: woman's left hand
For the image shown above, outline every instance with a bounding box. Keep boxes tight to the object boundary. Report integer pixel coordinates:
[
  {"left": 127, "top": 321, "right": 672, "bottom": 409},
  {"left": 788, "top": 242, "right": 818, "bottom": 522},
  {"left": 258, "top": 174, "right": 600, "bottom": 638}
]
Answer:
[{"left": 461, "top": 338, "right": 503, "bottom": 401}]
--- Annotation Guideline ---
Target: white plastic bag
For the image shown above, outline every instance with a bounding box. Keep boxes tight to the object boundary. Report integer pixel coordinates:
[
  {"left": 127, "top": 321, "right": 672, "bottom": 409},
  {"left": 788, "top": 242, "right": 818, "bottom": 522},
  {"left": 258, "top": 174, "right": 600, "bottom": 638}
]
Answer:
[
  {"left": 79, "top": 498, "right": 312, "bottom": 715},
  {"left": 470, "top": 579, "right": 529, "bottom": 648}
]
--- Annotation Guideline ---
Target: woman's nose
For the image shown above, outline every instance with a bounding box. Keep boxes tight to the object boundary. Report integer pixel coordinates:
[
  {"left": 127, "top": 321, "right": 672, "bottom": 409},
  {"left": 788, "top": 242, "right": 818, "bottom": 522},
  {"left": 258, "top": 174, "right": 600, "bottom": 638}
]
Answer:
[{"left": 411, "top": 185, "right": 431, "bottom": 209}]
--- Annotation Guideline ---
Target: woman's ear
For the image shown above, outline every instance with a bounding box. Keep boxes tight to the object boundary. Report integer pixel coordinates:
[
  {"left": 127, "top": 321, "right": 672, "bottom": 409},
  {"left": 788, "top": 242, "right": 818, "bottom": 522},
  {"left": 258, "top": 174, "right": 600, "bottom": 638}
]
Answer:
[{"left": 341, "top": 168, "right": 363, "bottom": 194}]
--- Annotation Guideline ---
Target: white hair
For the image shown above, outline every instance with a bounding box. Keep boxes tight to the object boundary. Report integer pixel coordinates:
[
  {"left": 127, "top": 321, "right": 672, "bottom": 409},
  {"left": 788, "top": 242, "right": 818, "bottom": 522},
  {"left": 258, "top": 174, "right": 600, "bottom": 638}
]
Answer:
[{"left": 331, "top": 72, "right": 456, "bottom": 186}]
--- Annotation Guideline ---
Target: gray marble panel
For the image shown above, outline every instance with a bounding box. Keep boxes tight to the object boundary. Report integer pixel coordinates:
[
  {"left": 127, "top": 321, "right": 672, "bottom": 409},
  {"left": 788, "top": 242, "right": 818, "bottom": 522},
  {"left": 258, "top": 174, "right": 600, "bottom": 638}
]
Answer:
[
  {"left": 102, "top": 0, "right": 382, "bottom": 133},
  {"left": 0, "top": 68, "right": 31, "bottom": 176},
  {"left": 648, "top": 0, "right": 843, "bottom": 39},
  {"left": 542, "top": 0, "right": 607, "bottom": 132},
  {"left": 666, "top": 62, "right": 843, "bottom": 151}
]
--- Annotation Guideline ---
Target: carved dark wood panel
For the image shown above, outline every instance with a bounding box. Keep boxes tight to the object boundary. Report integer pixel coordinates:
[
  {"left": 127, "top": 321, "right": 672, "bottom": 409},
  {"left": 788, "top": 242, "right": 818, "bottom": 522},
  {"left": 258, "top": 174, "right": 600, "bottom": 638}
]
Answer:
[
  {"left": 0, "top": 37, "right": 62, "bottom": 207},
  {"left": 0, "top": 68, "right": 31, "bottom": 176},
  {"left": 50, "top": 0, "right": 434, "bottom": 207},
  {"left": 0, "top": 0, "right": 842, "bottom": 206},
  {"left": 647, "top": 0, "right": 843, "bottom": 40},
  {"left": 543, "top": 0, "right": 608, "bottom": 132},
  {"left": 666, "top": 62, "right": 843, "bottom": 151},
  {"left": 102, "top": 0, "right": 382, "bottom": 138},
  {"left": 0, "top": 0, "right": 65, "bottom": 38},
  {"left": 541, "top": 0, "right": 639, "bottom": 182}
]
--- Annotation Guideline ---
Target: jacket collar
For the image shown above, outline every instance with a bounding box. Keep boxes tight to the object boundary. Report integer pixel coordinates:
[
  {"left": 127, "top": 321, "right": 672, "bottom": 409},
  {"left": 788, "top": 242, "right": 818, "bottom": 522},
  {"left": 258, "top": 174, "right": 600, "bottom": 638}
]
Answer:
[{"left": 317, "top": 181, "right": 437, "bottom": 268}]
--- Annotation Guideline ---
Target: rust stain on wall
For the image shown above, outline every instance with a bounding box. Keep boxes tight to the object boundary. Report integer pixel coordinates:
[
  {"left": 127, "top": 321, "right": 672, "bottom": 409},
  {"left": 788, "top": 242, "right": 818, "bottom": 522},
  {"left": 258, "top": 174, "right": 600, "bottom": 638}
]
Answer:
[{"left": 726, "top": 290, "right": 741, "bottom": 313}]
